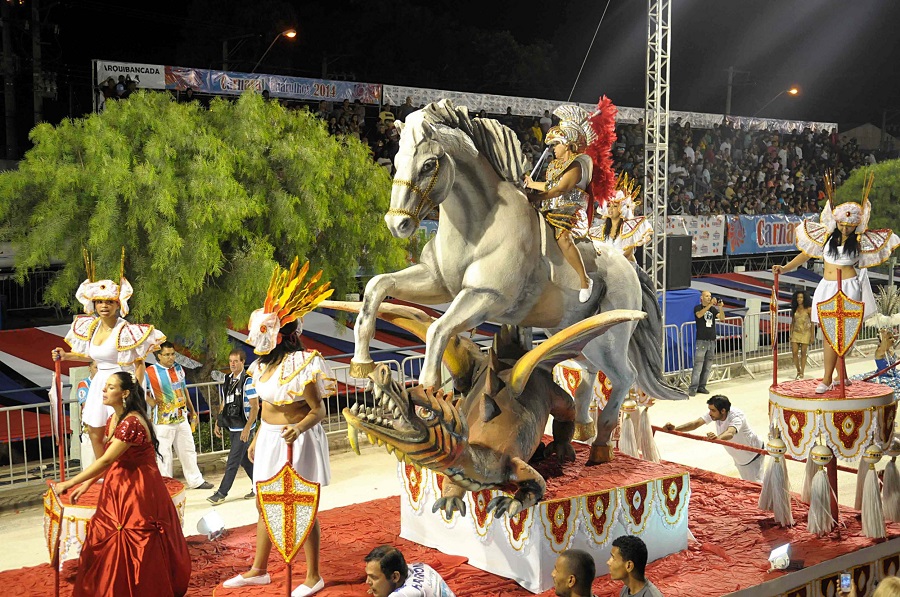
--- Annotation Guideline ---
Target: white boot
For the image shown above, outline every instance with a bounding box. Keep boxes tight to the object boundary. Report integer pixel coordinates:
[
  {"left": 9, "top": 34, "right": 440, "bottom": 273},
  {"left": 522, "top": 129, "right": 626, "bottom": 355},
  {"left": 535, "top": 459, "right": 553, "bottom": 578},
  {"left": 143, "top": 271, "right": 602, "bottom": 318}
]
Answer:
[{"left": 579, "top": 278, "right": 594, "bottom": 303}]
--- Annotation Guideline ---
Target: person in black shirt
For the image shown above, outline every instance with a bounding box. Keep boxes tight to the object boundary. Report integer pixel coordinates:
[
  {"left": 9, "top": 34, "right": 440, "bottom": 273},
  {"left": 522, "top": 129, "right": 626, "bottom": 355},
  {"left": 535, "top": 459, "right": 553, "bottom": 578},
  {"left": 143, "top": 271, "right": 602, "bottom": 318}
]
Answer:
[{"left": 688, "top": 291, "right": 725, "bottom": 396}]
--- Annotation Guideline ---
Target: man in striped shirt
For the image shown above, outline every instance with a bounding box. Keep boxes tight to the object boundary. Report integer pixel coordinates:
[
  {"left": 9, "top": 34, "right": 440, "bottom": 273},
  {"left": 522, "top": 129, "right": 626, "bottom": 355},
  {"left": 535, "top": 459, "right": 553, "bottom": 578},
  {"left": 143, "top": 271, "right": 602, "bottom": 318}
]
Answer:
[
  {"left": 145, "top": 341, "right": 212, "bottom": 489},
  {"left": 208, "top": 349, "right": 259, "bottom": 504}
]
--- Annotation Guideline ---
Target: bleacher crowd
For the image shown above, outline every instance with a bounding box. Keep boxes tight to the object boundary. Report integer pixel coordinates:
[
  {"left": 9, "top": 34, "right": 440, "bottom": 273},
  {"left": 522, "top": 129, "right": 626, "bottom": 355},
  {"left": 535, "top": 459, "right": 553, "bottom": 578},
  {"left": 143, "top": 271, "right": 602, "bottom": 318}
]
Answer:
[{"left": 111, "top": 84, "right": 884, "bottom": 212}]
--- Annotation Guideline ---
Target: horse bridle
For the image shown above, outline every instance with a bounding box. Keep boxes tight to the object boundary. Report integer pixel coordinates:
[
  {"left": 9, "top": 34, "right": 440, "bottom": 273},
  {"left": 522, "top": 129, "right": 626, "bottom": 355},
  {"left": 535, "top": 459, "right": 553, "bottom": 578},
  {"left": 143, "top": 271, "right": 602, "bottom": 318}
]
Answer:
[{"left": 388, "top": 160, "right": 441, "bottom": 227}]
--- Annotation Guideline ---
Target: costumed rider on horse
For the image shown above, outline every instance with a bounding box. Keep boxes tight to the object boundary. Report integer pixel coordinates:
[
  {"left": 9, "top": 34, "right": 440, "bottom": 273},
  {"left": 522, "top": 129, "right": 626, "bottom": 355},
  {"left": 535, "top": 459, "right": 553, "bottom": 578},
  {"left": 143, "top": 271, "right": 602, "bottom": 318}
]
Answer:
[{"left": 524, "top": 105, "right": 598, "bottom": 303}]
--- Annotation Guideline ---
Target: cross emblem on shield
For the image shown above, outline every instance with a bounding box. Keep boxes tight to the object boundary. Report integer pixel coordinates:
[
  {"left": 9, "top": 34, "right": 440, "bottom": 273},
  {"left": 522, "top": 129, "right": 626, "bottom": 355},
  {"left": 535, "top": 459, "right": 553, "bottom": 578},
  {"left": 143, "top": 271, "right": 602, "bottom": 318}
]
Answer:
[
  {"left": 816, "top": 289, "right": 864, "bottom": 357},
  {"left": 257, "top": 464, "right": 320, "bottom": 564}
]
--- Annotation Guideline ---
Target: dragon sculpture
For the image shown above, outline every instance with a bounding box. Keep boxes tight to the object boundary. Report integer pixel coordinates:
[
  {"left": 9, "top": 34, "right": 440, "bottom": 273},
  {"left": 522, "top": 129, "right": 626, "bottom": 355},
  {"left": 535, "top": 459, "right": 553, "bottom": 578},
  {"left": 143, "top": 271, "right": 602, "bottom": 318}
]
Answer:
[{"left": 326, "top": 300, "right": 644, "bottom": 518}]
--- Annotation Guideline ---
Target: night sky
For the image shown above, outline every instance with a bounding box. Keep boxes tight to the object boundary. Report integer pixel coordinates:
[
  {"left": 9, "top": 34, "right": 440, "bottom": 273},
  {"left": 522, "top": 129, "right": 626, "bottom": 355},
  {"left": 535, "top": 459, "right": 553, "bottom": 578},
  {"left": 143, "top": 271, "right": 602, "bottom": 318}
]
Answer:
[{"left": 14, "top": 0, "right": 900, "bottom": 129}]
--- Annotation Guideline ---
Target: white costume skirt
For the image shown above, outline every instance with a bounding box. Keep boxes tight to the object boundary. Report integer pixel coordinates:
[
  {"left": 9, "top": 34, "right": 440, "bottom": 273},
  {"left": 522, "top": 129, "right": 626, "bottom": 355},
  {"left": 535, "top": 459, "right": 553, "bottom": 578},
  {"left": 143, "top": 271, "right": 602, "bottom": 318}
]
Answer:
[
  {"left": 252, "top": 421, "right": 331, "bottom": 487},
  {"left": 82, "top": 367, "right": 118, "bottom": 428},
  {"left": 811, "top": 269, "right": 876, "bottom": 323}
]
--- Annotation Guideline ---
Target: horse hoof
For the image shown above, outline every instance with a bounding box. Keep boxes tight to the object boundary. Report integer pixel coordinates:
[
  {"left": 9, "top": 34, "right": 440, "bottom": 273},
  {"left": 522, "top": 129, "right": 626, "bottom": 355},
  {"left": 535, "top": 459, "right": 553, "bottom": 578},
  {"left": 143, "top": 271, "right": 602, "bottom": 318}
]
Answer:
[
  {"left": 350, "top": 360, "right": 375, "bottom": 379},
  {"left": 587, "top": 445, "right": 614, "bottom": 465},
  {"left": 573, "top": 422, "right": 595, "bottom": 442}
]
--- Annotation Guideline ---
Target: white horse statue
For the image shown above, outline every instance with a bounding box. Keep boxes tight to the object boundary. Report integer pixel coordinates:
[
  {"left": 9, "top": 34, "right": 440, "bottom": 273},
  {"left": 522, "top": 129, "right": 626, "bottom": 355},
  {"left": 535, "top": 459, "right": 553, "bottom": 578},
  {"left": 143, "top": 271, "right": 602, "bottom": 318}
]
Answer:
[{"left": 350, "top": 100, "right": 685, "bottom": 463}]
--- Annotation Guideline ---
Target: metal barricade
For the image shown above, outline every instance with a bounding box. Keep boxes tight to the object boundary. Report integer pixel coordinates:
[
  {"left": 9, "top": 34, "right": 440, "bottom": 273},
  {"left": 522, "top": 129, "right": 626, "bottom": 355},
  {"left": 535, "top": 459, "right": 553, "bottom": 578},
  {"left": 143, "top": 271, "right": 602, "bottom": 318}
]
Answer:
[
  {"left": 0, "top": 269, "right": 61, "bottom": 313},
  {"left": 0, "top": 393, "right": 77, "bottom": 486},
  {"left": 678, "top": 315, "right": 747, "bottom": 389},
  {"left": 661, "top": 323, "right": 684, "bottom": 383}
]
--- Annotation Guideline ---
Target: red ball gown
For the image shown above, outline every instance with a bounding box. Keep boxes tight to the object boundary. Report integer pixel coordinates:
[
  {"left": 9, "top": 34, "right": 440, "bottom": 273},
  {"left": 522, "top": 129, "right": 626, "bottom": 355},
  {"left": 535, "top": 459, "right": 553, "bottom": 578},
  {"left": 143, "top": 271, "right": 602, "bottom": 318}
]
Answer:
[{"left": 74, "top": 416, "right": 191, "bottom": 596}]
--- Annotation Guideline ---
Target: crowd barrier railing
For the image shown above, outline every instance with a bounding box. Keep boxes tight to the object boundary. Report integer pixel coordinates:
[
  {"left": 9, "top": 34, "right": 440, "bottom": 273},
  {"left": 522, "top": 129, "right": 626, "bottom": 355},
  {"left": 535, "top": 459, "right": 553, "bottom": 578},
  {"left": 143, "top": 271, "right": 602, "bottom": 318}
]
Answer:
[{"left": 0, "top": 321, "right": 886, "bottom": 488}]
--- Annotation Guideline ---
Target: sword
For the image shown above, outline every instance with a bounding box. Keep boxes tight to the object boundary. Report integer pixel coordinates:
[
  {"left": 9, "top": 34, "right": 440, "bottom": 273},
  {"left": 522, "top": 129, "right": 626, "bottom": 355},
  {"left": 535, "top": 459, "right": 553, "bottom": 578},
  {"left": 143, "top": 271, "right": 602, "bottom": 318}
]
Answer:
[{"left": 529, "top": 147, "right": 552, "bottom": 181}]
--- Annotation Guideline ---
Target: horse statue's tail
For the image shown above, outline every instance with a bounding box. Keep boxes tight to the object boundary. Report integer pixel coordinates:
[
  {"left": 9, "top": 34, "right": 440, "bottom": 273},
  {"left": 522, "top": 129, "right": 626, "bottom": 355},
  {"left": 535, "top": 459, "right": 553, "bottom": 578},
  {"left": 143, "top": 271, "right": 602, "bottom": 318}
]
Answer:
[{"left": 629, "top": 267, "right": 689, "bottom": 401}]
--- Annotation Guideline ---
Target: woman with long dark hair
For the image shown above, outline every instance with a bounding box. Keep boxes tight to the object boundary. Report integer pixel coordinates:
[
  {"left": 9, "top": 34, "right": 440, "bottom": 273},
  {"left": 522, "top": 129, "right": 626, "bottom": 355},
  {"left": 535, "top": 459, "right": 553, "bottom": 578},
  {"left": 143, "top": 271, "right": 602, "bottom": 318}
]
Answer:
[
  {"left": 789, "top": 290, "right": 813, "bottom": 379},
  {"left": 223, "top": 259, "right": 334, "bottom": 597},
  {"left": 774, "top": 173, "right": 899, "bottom": 393},
  {"left": 588, "top": 173, "right": 651, "bottom": 262},
  {"left": 53, "top": 372, "right": 190, "bottom": 596}
]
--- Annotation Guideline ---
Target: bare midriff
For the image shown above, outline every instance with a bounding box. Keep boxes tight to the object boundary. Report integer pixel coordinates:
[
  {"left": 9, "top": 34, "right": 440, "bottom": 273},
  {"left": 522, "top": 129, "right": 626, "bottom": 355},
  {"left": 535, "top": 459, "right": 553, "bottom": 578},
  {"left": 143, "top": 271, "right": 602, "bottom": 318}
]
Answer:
[
  {"left": 260, "top": 397, "right": 311, "bottom": 426},
  {"left": 256, "top": 361, "right": 315, "bottom": 425},
  {"left": 822, "top": 262, "right": 858, "bottom": 281}
]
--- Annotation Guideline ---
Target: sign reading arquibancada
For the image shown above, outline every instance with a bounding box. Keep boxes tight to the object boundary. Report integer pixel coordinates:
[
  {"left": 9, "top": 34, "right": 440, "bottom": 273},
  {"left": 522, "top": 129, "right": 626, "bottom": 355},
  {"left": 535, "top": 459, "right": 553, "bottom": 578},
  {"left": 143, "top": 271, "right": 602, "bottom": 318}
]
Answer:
[{"left": 95, "top": 61, "right": 166, "bottom": 89}]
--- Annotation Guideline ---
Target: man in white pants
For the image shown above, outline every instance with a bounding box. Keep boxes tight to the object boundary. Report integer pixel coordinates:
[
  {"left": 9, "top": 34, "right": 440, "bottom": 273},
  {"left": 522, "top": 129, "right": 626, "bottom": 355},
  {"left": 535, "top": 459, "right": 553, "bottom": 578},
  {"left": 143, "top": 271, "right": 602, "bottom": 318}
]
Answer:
[
  {"left": 145, "top": 341, "right": 212, "bottom": 489},
  {"left": 664, "top": 394, "right": 764, "bottom": 482}
]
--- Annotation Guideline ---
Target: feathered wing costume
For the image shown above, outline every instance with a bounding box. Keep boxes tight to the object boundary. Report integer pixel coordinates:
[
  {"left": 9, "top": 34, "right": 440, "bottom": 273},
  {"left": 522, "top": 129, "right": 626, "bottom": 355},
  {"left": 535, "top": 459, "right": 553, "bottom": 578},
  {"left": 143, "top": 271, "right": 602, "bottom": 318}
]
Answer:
[{"left": 585, "top": 96, "right": 617, "bottom": 225}]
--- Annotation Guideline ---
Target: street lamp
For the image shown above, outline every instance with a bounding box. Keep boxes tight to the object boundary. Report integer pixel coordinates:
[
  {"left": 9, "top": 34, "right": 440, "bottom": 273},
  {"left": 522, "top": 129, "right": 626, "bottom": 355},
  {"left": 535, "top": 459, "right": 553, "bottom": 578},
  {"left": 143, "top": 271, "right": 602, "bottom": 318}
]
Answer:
[
  {"left": 753, "top": 86, "right": 799, "bottom": 117},
  {"left": 251, "top": 29, "right": 297, "bottom": 74}
]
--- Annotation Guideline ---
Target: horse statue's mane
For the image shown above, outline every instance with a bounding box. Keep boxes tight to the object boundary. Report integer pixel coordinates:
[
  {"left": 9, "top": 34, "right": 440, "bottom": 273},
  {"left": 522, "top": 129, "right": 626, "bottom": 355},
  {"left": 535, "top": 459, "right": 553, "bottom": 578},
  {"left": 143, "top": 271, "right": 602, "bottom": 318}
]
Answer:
[{"left": 419, "top": 100, "right": 527, "bottom": 184}]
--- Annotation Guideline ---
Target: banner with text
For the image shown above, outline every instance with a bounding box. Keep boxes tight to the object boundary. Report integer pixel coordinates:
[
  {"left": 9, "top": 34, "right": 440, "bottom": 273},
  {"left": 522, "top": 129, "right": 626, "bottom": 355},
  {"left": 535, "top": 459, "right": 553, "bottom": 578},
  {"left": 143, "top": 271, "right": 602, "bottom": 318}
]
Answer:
[
  {"left": 165, "top": 66, "right": 382, "bottom": 104},
  {"left": 95, "top": 61, "right": 166, "bottom": 89},
  {"left": 725, "top": 214, "right": 803, "bottom": 255},
  {"left": 95, "top": 60, "right": 381, "bottom": 104},
  {"left": 666, "top": 215, "right": 726, "bottom": 257}
]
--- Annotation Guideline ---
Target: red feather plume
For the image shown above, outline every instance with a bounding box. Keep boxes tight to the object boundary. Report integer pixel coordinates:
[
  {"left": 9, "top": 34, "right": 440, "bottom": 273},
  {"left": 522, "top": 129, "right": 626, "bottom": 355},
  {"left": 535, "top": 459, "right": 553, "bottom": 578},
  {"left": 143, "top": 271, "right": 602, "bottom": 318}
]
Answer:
[{"left": 585, "top": 96, "right": 617, "bottom": 226}]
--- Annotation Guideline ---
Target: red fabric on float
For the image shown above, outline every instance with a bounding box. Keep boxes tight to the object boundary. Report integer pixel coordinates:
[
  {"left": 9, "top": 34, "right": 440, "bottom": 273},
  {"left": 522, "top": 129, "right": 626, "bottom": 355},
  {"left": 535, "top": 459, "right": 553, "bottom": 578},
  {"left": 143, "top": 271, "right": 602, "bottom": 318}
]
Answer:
[{"left": 7, "top": 449, "right": 900, "bottom": 596}]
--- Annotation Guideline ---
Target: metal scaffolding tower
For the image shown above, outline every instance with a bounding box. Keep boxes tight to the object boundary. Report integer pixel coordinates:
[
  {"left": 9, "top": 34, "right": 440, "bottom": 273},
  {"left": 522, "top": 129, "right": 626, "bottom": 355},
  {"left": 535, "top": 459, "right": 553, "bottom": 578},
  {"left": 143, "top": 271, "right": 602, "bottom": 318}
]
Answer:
[{"left": 642, "top": 0, "right": 672, "bottom": 313}]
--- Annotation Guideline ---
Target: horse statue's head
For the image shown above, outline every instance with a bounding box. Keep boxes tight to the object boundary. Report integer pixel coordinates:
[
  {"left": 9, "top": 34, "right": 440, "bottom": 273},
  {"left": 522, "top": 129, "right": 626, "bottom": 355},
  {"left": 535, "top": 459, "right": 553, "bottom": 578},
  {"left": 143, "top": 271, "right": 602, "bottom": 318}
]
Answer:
[{"left": 386, "top": 99, "right": 527, "bottom": 239}]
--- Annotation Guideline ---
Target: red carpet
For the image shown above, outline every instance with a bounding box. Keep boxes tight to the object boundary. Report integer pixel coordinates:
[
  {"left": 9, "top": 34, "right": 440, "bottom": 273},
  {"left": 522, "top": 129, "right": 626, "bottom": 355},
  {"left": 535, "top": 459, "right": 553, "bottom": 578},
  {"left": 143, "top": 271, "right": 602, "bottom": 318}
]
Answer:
[{"left": 7, "top": 455, "right": 899, "bottom": 596}]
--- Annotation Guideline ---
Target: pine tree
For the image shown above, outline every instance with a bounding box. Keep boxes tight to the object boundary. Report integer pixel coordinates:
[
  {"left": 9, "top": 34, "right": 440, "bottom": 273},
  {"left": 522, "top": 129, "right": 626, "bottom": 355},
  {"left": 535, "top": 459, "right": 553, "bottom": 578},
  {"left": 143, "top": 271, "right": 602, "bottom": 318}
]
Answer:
[{"left": 0, "top": 91, "right": 407, "bottom": 364}]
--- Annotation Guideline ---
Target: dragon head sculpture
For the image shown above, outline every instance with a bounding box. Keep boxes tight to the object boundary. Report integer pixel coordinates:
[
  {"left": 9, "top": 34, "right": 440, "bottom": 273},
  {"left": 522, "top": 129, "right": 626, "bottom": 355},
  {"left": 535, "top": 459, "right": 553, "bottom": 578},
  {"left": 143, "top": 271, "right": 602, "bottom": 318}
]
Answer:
[{"left": 342, "top": 364, "right": 469, "bottom": 473}]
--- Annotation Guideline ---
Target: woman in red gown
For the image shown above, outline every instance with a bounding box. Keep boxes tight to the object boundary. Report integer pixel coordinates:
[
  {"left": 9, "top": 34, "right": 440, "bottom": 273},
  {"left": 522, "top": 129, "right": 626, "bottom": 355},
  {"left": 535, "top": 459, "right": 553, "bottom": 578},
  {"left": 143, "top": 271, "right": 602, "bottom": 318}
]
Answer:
[{"left": 53, "top": 371, "right": 191, "bottom": 596}]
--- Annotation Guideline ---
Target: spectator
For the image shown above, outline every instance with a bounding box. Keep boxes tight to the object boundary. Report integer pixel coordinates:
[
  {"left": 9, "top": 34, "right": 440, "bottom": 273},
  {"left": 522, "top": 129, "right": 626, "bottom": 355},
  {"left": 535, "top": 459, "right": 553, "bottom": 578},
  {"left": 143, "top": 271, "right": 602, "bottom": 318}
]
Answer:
[
  {"left": 500, "top": 106, "right": 515, "bottom": 128},
  {"left": 180, "top": 87, "right": 196, "bottom": 103},
  {"left": 379, "top": 104, "right": 396, "bottom": 126},
  {"left": 608, "top": 535, "right": 662, "bottom": 597},
  {"left": 353, "top": 99, "right": 367, "bottom": 123},
  {"left": 144, "top": 342, "right": 213, "bottom": 490},
  {"left": 397, "top": 96, "right": 416, "bottom": 122},
  {"left": 686, "top": 291, "right": 724, "bottom": 396},
  {"left": 664, "top": 394, "right": 765, "bottom": 481},
  {"left": 530, "top": 118, "right": 544, "bottom": 144},
  {"left": 208, "top": 348, "right": 259, "bottom": 504},
  {"left": 540, "top": 109, "right": 553, "bottom": 135},
  {"left": 551, "top": 549, "right": 596, "bottom": 597}
]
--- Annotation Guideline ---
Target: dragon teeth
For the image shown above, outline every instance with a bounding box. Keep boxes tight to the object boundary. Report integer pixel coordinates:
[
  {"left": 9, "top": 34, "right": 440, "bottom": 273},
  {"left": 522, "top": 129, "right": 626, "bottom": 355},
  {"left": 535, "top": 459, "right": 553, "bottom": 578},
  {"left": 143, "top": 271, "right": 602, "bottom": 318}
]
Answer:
[
  {"left": 347, "top": 425, "right": 360, "bottom": 455},
  {"left": 393, "top": 406, "right": 400, "bottom": 418},
  {"left": 350, "top": 403, "right": 360, "bottom": 415},
  {"left": 366, "top": 433, "right": 377, "bottom": 445}
]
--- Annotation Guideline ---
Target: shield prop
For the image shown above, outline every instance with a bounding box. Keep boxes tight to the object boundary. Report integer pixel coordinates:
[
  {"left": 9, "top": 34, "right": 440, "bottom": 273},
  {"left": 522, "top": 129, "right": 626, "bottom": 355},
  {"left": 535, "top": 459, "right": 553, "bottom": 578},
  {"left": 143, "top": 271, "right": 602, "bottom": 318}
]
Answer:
[
  {"left": 256, "top": 464, "right": 320, "bottom": 565},
  {"left": 816, "top": 289, "right": 864, "bottom": 357}
]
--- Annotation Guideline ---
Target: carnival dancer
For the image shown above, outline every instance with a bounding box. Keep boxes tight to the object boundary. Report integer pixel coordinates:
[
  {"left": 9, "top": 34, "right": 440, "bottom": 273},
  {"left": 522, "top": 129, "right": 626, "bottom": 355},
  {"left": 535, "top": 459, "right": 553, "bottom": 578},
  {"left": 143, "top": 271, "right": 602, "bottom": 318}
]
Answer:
[
  {"left": 789, "top": 290, "right": 813, "bottom": 379},
  {"left": 223, "top": 258, "right": 334, "bottom": 597},
  {"left": 773, "top": 172, "right": 899, "bottom": 393},
  {"left": 52, "top": 250, "right": 166, "bottom": 460},
  {"left": 524, "top": 105, "right": 597, "bottom": 302},
  {"left": 53, "top": 372, "right": 191, "bottom": 597},
  {"left": 588, "top": 172, "right": 652, "bottom": 262}
]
